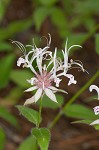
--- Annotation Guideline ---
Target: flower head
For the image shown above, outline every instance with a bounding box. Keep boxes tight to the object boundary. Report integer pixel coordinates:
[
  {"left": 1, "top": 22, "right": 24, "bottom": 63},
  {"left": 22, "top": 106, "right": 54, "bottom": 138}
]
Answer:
[{"left": 13, "top": 34, "right": 86, "bottom": 105}]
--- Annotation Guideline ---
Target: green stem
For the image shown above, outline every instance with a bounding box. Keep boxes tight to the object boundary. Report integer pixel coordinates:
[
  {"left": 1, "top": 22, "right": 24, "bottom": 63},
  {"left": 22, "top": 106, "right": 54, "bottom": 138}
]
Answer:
[
  {"left": 37, "top": 96, "right": 43, "bottom": 128},
  {"left": 49, "top": 70, "right": 99, "bottom": 129}
]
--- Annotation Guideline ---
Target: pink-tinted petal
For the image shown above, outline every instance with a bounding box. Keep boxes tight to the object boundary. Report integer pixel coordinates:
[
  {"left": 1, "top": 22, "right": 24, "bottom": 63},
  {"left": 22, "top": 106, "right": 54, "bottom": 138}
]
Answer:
[
  {"left": 24, "top": 86, "right": 38, "bottom": 92},
  {"left": 24, "top": 96, "right": 35, "bottom": 105},
  {"left": 34, "top": 88, "right": 42, "bottom": 102},
  {"left": 44, "top": 88, "right": 57, "bottom": 103}
]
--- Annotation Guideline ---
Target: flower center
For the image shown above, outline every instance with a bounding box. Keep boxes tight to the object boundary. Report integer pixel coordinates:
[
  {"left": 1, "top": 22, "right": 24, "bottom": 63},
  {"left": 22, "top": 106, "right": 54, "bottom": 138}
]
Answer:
[{"left": 35, "top": 71, "right": 53, "bottom": 89}]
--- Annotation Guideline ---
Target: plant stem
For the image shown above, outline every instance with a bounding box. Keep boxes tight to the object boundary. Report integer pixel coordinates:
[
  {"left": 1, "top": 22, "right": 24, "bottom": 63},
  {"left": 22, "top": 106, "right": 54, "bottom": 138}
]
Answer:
[
  {"left": 49, "top": 70, "right": 99, "bottom": 129},
  {"left": 37, "top": 96, "right": 43, "bottom": 128}
]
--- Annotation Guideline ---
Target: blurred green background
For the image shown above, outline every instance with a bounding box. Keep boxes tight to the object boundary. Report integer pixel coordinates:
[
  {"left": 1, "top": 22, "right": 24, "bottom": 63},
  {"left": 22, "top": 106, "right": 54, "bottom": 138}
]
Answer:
[{"left": 0, "top": 0, "right": 99, "bottom": 149}]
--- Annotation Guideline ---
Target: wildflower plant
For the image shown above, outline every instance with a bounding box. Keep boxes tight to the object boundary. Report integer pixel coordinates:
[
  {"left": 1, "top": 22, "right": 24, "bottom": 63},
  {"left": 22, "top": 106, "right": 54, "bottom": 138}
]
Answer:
[{"left": 13, "top": 34, "right": 87, "bottom": 150}]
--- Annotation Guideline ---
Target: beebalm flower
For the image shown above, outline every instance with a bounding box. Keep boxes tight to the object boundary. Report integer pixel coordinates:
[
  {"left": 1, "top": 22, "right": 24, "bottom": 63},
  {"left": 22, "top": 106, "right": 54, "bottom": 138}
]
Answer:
[
  {"left": 13, "top": 34, "right": 86, "bottom": 105},
  {"left": 89, "top": 85, "right": 99, "bottom": 126}
]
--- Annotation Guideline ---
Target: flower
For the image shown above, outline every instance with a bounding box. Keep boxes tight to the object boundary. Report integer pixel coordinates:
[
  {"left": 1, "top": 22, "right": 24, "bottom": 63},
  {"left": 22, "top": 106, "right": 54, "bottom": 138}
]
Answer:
[
  {"left": 93, "top": 106, "right": 99, "bottom": 115},
  {"left": 89, "top": 85, "right": 99, "bottom": 100},
  {"left": 89, "top": 85, "right": 99, "bottom": 126},
  {"left": 13, "top": 34, "right": 86, "bottom": 105}
]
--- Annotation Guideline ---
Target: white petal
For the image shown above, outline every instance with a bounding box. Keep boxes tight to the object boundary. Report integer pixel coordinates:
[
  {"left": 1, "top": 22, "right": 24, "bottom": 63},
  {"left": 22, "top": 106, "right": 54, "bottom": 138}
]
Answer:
[
  {"left": 90, "top": 119, "right": 99, "bottom": 126},
  {"left": 24, "top": 96, "right": 35, "bottom": 105},
  {"left": 66, "top": 74, "right": 77, "bottom": 85},
  {"left": 44, "top": 88, "right": 57, "bottom": 103},
  {"left": 24, "top": 86, "right": 38, "bottom": 92},
  {"left": 49, "top": 86, "right": 68, "bottom": 94},
  {"left": 89, "top": 85, "right": 99, "bottom": 100},
  {"left": 34, "top": 88, "right": 42, "bottom": 102}
]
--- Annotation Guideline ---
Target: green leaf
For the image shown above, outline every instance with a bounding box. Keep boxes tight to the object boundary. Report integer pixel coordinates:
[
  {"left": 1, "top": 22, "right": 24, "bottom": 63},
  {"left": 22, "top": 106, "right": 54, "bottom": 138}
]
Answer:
[
  {"left": 10, "top": 70, "right": 33, "bottom": 88},
  {"left": 71, "top": 119, "right": 92, "bottom": 124},
  {"left": 0, "top": 54, "right": 15, "bottom": 89},
  {"left": 34, "top": 7, "right": 50, "bottom": 31},
  {"left": 0, "top": 0, "right": 11, "bottom": 21},
  {"left": 37, "top": 94, "right": 64, "bottom": 109},
  {"left": 0, "top": 42, "right": 12, "bottom": 51},
  {"left": 64, "top": 104, "right": 97, "bottom": 120},
  {"left": 0, "top": 18, "right": 33, "bottom": 41},
  {"left": 38, "top": 0, "right": 58, "bottom": 6},
  {"left": 32, "top": 128, "right": 51, "bottom": 150},
  {"left": 0, "top": 128, "right": 6, "bottom": 150},
  {"left": 95, "top": 34, "right": 99, "bottom": 55},
  {"left": 50, "top": 7, "right": 67, "bottom": 29},
  {"left": 4, "top": 87, "right": 23, "bottom": 105},
  {"left": 0, "top": 106, "right": 19, "bottom": 127},
  {"left": 18, "top": 136, "right": 38, "bottom": 150},
  {"left": 16, "top": 105, "right": 41, "bottom": 126},
  {"left": 94, "top": 124, "right": 99, "bottom": 130}
]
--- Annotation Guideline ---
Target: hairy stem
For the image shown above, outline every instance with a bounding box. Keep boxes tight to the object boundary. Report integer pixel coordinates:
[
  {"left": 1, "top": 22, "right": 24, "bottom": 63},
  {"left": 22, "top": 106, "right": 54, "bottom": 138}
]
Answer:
[
  {"left": 49, "top": 70, "right": 99, "bottom": 129},
  {"left": 37, "top": 96, "right": 43, "bottom": 128}
]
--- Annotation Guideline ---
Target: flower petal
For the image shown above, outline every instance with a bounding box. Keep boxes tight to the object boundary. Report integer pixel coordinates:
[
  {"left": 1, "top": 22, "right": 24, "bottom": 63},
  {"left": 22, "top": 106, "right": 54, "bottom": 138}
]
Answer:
[
  {"left": 34, "top": 88, "right": 43, "bottom": 102},
  {"left": 89, "top": 85, "right": 99, "bottom": 100},
  {"left": 90, "top": 119, "right": 99, "bottom": 126},
  {"left": 44, "top": 88, "right": 57, "bottom": 103},
  {"left": 24, "top": 96, "right": 35, "bottom": 105},
  {"left": 49, "top": 86, "right": 68, "bottom": 94},
  {"left": 24, "top": 86, "right": 38, "bottom": 92}
]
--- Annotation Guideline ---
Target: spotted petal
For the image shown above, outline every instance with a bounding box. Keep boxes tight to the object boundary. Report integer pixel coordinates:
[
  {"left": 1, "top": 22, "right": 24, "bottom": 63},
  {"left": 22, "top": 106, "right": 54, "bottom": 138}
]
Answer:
[{"left": 44, "top": 88, "right": 57, "bottom": 103}]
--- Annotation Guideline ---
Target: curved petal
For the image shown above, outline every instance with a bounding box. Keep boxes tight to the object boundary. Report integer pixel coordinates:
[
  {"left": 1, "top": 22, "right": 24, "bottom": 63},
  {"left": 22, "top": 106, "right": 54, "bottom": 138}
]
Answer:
[
  {"left": 44, "top": 88, "right": 57, "bottom": 103},
  {"left": 90, "top": 119, "right": 99, "bottom": 125},
  {"left": 34, "top": 88, "right": 43, "bottom": 102},
  {"left": 24, "top": 96, "right": 35, "bottom": 105},
  {"left": 89, "top": 85, "right": 99, "bottom": 100},
  {"left": 24, "top": 86, "right": 38, "bottom": 92},
  {"left": 49, "top": 86, "right": 68, "bottom": 94}
]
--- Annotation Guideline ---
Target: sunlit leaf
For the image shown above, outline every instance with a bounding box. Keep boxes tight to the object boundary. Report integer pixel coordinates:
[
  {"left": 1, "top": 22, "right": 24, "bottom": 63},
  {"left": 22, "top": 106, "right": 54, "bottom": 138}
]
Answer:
[
  {"left": 18, "top": 135, "right": 38, "bottom": 150},
  {"left": 0, "top": 128, "right": 6, "bottom": 150},
  {"left": 16, "top": 105, "right": 41, "bottom": 126},
  {"left": 0, "top": 54, "right": 15, "bottom": 89},
  {"left": 32, "top": 128, "right": 51, "bottom": 150}
]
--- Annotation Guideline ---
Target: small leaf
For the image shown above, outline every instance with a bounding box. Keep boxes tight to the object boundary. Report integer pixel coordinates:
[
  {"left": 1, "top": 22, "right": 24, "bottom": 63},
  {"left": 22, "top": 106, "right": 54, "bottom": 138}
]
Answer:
[
  {"left": 50, "top": 7, "right": 67, "bottom": 29},
  {"left": 38, "top": 0, "right": 58, "bottom": 6},
  {"left": 34, "top": 7, "right": 50, "bottom": 31},
  {"left": 0, "top": 54, "right": 15, "bottom": 89},
  {"left": 0, "top": 18, "right": 33, "bottom": 41},
  {"left": 10, "top": 70, "right": 33, "bottom": 88},
  {"left": 37, "top": 94, "right": 64, "bottom": 109},
  {"left": 32, "top": 128, "right": 51, "bottom": 150},
  {"left": 16, "top": 105, "right": 41, "bottom": 125},
  {"left": 18, "top": 135, "right": 38, "bottom": 150},
  {"left": 0, "top": 106, "right": 19, "bottom": 127},
  {"left": 0, "top": 128, "right": 6, "bottom": 150},
  {"left": 64, "top": 104, "right": 97, "bottom": 120},
  {"left": 95, "top": 34, "right": 99, "bottom": 55}
]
